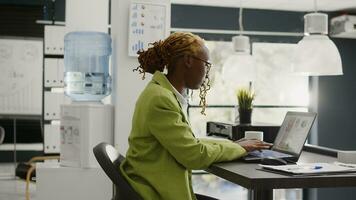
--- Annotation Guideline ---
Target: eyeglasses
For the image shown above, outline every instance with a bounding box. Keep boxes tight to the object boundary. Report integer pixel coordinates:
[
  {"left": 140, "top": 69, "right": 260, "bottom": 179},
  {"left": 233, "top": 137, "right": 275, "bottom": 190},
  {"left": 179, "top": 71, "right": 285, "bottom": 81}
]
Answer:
[{"left": 191, "top": 56, "right": 212, "bottom": 69}]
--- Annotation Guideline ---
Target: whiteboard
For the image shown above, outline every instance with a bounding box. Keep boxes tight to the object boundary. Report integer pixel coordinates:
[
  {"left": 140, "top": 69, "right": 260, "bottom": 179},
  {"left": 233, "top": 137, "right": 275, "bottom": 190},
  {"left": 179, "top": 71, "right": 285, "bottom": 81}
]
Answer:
[{"left": 0, "top": 38, "right": 43, "bottom": 115}]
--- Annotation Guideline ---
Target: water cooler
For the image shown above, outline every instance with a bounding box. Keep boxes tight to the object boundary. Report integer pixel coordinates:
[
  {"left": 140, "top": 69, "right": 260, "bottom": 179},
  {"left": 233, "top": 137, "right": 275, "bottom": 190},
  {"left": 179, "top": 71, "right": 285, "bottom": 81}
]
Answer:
[
  {"left": 60, "top": 103, "right": 113, "bottom": 168},
  {"left": 37, "top": 31, "right": 113, "bottom": 200},
  {"left": 60, "top": 31, "right": 114, "bottom": 168}
]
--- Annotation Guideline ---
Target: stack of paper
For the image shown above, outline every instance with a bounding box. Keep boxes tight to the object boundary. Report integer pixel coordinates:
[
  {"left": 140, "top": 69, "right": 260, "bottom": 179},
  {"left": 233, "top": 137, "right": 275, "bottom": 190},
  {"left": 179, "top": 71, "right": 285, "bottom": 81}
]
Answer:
[{"left": 260, "top": 162, "right": 356, "bottom": 175}]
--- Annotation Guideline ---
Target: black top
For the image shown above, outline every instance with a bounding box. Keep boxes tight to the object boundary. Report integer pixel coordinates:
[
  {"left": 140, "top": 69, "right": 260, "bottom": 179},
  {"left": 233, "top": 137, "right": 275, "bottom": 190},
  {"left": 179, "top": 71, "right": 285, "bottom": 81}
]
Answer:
[{"left": 206, "top": 147, "right": 356, "bottom": 190}]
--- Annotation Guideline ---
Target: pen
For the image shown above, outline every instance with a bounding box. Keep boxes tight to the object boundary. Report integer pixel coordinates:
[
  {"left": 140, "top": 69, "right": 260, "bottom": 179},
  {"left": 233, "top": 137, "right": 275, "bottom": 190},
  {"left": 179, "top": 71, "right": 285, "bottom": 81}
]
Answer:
[
  {"left": 284, "top": 165, "right": 323, "bottom": 171},
  {"left": 313, "top": 166, "right": 322, "bottom": 170}
]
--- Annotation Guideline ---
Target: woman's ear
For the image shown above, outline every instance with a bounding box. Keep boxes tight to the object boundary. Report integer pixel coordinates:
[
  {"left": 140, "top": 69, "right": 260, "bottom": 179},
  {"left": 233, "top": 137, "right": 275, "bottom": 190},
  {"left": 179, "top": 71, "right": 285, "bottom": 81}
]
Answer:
[{"left": 183, "top": 55, "right": 192, "bottom": 68}]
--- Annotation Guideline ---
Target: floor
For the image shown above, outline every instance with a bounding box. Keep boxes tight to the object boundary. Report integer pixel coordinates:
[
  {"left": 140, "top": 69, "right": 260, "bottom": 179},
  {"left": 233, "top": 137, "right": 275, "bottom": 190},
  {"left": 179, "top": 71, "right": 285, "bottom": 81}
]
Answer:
[
  {"left": 0, "top": 163, "right": 301, "bottom": 200},
  {"left": 0, "top": 163, "right": 36, "bottom": 200}
]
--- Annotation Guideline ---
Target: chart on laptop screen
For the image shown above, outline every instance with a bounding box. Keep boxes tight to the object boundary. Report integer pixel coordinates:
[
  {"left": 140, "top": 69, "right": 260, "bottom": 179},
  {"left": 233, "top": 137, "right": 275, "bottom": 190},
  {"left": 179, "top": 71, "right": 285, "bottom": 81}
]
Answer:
[{"left": 273, "top": 113, "right": 315, "bottom": 155}]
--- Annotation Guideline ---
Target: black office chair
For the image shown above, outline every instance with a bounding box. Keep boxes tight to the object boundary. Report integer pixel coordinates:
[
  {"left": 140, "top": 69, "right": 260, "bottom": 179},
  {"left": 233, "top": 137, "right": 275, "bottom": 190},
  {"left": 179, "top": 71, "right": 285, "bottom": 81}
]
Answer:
[
  {"left": 93, "top": 142, "right": 218, "bottom": 200},
  {"left": 0, "top": 126, "right": 5, "bottom": 144},
  {"left": 93, "top": 142, "right": 143, "bottom": 200}
]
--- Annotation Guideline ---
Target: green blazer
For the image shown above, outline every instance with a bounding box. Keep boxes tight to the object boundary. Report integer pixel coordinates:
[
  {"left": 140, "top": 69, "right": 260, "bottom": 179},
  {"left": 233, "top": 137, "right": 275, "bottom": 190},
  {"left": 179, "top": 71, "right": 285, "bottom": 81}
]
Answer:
[{"left": 120, "top": 71, "right": 246, "bottom": 200}]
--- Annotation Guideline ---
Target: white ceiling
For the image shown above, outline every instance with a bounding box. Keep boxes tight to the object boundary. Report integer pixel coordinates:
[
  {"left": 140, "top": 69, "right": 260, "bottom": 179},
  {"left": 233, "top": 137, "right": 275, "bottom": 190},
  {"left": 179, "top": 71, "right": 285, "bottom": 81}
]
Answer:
[{"left": 171, "top": 0, "right": 356, "bottom": 12}]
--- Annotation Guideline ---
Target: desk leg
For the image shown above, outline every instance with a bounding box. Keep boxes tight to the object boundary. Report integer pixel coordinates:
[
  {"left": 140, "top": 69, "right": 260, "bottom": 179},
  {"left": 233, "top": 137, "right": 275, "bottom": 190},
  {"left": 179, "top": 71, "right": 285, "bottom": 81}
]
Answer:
[{"left": 251, "top": 189, "right": 273, "bottom": 200}]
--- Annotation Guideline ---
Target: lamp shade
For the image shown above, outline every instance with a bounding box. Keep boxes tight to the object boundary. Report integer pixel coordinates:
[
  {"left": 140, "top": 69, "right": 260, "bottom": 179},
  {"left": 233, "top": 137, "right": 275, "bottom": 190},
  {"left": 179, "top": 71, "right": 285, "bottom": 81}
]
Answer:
[
  {"left": 222, "top": 52, "right": 256, "bottom": 84},
  {"left": 292, "top": 35, "right": 343, "bottom": 76},
  {"left": 232, "top": 35, "right": 250, "bottom": 53}
]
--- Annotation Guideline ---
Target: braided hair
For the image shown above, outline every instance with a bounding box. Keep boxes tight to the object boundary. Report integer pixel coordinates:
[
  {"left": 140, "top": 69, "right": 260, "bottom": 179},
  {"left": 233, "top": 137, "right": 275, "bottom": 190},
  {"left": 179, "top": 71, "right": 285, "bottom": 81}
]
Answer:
[{"left": 134, "top": 32, "right": 211, "bottom": 115}]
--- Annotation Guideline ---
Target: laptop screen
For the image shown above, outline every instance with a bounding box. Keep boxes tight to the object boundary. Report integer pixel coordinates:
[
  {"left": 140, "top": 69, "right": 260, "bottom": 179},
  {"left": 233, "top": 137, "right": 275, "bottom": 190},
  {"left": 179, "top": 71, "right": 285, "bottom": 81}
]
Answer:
[{"left": 272, "top": 112, "right": 316, "bottom": 156}]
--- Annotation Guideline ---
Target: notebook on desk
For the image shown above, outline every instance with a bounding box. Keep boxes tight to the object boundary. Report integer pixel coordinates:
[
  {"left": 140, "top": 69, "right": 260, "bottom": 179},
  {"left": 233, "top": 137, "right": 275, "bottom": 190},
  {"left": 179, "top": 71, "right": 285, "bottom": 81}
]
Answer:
[
  {"left": 242, "top": 111, "right": 317, "bottom": 163},
  {"left": 259, "top": 162, "right": 356, "bottom": 176}
]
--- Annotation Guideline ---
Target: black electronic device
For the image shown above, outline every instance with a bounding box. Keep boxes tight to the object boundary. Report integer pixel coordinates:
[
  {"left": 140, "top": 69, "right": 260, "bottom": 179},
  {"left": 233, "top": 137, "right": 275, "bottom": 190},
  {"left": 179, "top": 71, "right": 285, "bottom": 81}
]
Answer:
[
  {"left": 243, "top": 111, "right": 317, "bottom": 163},
  {"left": 260, "top": 157, "right": 288, "bottom": 166},
  {"left": 206, "top": 121, "right": 280, "bottom": 143},
  {"left": 15, "top": 163, "right": 36, "bottom": 181}
]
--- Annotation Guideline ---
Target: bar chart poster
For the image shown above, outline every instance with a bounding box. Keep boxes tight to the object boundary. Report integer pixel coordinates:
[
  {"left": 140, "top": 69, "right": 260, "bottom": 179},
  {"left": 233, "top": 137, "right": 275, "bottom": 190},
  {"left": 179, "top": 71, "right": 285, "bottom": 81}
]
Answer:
[{"left": 128, "top": 0, "right": 170, "bottom": 57}]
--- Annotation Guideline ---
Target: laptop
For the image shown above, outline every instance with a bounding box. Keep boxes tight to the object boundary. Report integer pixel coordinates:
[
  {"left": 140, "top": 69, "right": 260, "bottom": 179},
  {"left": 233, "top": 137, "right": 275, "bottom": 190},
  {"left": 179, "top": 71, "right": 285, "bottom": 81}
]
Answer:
[{"left": 242, "top": 111, "right": 317, "bottom": 163}]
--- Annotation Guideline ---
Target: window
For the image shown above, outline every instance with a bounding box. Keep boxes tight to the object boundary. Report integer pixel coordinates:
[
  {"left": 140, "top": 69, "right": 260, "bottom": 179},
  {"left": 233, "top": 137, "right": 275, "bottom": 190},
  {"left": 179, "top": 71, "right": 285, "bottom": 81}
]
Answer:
[{"left": 188, "top": 41, "right": 309, "bottom": 137}]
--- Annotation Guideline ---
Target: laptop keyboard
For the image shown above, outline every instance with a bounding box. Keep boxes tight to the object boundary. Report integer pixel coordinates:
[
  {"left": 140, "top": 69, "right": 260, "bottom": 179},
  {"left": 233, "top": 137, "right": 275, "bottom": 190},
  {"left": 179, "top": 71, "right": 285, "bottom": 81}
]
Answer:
[{"left": 248, "top": 149, "right": 293, "bottom": 158}]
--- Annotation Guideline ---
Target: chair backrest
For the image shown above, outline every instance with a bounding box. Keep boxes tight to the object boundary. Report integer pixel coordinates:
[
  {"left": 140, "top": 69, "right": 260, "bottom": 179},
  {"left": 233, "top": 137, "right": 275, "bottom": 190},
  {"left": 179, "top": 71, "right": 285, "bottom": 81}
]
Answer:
[
  {"left": 0, "top": 126, "right": 5, "bottom": 144},
  {"left": 93, "top": 142, "right": 143, "bottom": 200}
]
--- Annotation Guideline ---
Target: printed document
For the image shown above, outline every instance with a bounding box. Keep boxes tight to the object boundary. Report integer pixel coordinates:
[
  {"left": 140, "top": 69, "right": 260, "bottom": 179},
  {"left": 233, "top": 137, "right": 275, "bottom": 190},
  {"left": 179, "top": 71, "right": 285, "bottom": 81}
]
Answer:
[{"left": 260, "top": 162, "right": 356, "bottom": 175}]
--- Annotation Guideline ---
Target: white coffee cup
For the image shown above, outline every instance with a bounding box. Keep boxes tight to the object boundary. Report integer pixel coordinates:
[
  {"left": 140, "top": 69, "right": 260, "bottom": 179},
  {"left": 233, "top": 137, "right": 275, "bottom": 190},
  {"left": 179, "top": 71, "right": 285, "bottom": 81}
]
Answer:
[{"left": 244, "top": 131, "right": 264, "bottom": 141}]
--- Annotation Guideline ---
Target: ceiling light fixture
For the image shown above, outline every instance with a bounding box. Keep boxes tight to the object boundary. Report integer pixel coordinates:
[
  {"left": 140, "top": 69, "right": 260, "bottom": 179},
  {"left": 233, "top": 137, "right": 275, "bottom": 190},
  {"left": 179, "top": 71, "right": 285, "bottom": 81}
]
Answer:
[
  {"left": 222, "top": 0, "right": 256, "bottom": 87},
  {"left": 292, "top": 0, "right": 343, "bottom": 76}
]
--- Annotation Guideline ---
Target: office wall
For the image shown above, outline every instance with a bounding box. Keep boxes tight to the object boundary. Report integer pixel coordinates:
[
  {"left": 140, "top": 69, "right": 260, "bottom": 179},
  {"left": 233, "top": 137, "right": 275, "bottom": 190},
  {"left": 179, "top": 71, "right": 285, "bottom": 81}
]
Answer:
[
  {"left": 111, "top": 0, "right": 151, "bottom": 154},
  {"left": 315, "top": 38, "right": 356, "bottom": 200},
  {"left": 66, "top": 0, "right": 108, "bottom": 33},
  {"left": 317, "top": 38, "right": 356, "bottom": 150}
]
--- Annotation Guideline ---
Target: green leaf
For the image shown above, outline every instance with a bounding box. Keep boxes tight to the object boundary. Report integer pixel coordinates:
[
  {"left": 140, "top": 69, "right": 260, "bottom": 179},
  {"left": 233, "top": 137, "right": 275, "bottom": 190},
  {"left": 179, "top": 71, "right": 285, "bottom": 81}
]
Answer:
[{"left": 236, "top": 88, "right": 255, "bottom": 110}]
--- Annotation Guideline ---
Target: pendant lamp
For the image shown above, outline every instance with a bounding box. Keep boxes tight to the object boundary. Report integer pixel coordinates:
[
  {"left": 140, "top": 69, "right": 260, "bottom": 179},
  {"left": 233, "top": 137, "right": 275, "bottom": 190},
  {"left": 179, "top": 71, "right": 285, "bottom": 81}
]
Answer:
[
  {"left": 222, "top": 4, "right": 256, "bottom": 85},
  {"left": 292, "top": 2, "right": 343, "bottom": 76},
  {"left": 222, "top": 35, "right": 255, "bottom": 83}
]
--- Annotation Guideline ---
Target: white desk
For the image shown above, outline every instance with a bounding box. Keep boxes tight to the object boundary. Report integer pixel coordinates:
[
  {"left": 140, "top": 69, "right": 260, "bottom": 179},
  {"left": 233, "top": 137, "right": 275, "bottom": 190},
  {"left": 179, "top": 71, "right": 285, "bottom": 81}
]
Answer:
[{"left": 36, "top": 162, "right": 112, "bottom": 200}]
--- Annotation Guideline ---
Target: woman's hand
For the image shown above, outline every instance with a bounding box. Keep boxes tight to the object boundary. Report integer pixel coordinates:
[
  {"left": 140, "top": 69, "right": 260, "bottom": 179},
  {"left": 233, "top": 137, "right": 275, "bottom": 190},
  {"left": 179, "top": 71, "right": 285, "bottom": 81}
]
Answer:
[{"left": 235, "top": 138, "right": 272, "bottom": 152}]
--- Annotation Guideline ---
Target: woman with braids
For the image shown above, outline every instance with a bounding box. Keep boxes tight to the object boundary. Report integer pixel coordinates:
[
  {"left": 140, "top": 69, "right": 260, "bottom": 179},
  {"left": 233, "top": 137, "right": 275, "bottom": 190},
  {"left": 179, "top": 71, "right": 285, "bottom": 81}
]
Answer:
[{"left": 120, "top": 32, "right": 271, "bottom": 200}]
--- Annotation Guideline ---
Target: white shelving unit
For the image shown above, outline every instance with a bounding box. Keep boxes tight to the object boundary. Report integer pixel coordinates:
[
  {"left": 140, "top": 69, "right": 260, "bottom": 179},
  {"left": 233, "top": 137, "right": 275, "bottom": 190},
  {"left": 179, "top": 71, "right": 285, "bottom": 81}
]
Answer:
[{"left": 43, "top": 25, "right": 68, "bottom": 154}]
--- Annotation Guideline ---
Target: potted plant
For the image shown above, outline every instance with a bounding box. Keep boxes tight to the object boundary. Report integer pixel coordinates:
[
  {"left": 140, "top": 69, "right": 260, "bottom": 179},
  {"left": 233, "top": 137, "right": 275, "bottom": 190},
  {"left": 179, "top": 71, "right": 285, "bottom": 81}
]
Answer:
[{"left": 236, "top": 88, "right": 255, "bottom": 124}]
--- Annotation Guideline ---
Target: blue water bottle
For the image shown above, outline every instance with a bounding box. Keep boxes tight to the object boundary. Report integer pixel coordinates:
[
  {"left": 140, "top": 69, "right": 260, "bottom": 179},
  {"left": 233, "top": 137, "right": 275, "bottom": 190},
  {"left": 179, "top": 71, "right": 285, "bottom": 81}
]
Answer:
[{"left": 64, "top": 31, "right": 112, "bottom": 102}]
